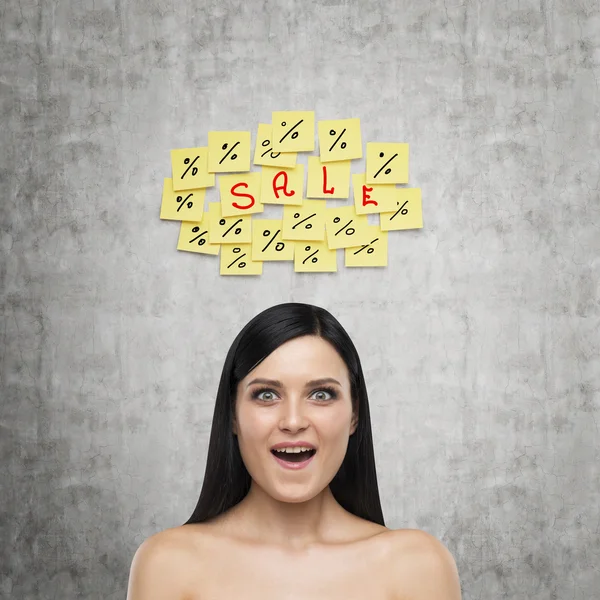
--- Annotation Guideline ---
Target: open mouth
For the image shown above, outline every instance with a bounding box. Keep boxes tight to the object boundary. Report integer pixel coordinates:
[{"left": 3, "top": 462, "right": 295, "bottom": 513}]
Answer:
[{"left": 270, "top": 449, "right": 317, "bottom": 463}]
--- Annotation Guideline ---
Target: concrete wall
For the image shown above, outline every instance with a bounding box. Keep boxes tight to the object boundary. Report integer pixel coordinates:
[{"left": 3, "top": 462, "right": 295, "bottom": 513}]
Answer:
[{"left": 1, "top": 0, "right": 598, "bottom": 598}]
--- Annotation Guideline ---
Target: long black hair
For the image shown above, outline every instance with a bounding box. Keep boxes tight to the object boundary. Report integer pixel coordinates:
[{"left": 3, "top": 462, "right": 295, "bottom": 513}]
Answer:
[{"left": 183, "top": 302, "right": 385, "bottom": 526}]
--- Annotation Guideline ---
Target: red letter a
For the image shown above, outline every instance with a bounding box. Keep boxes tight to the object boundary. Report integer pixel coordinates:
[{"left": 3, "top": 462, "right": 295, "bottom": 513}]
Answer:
[{"left": 273, "top": 171, "right": 295, "bottom": 199}]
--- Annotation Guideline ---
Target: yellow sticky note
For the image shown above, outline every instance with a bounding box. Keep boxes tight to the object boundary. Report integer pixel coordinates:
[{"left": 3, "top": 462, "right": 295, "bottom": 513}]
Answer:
[
  {"left": 282, "top": 200, "right": 326, "bottom": 241},
  {"left": 260, "top": 165, "right": 304, "bottom": 205},
  {"left": 177, "top": 220, "right": 220, "bottom": 256},
  {"left": 252, "top": 220, "right": 294, "bottom": 261},
  {"left": 171, "top": 148, "right": 215, "bottom": 191},
  {"left": 380, "top": 188, "right": 423, "bottom": 231},
  {"left": 220, "top": 172, "right": 263, "bottom": 217},
  {"left": 160, "top": 178, "right": 205, "bottom": 222},
  {"left": 318, "top": 118, "right": 362, "bottom": 162},
  {"left": 324, "top": 205, "right": 371, "bottom": 250},
  {"left": 345, "top": 226, "right": 388, "bottom": 267},
  {"left": 272, "top": 111, "right": 315, "bottom": 152},
  {"left": 306, "top": 156, "right": 351, "bottom": 199},
  {"left": 366, "top": 143, "right": 409, "bottom": 184},
  {"left": 352, "top": 174, "right": 398, "bottom": 215},
  {"left": 220, "top": 244, "right": 263, "bottom": 276},
  {"left": 253, "top": 124, "right": 297, "bottom": 168},
  {"left": 208, "top": 202, "right": 252, "bottom": 244},
  {"left": 208, "top": 131, "right": 251, "bottom": 173},
  {"left": 294, "top": 240, "right": 337, "bottom": 273}
]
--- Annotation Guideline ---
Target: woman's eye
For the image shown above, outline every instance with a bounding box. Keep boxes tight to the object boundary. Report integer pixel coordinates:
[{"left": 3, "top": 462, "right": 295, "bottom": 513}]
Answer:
[
  {"left": 256, "top": 390, "right": 276, "bottom": 401},
  {"left": 312, "top": 389, "right": 333, "bottom": 401}
]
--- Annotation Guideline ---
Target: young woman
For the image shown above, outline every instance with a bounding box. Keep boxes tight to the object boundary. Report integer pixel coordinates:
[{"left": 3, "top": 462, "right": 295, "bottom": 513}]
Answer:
[{"left": 127, "top": 303, "right": 461, "bottom": 599}]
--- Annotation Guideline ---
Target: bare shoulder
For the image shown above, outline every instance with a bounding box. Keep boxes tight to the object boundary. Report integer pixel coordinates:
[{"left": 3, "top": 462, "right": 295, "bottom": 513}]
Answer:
[
  {"left": 387, "top": 529, "right": 462, "bottom": 600},
  {"left": 126, "top": 528, "right": 197, "bottom": 600}
]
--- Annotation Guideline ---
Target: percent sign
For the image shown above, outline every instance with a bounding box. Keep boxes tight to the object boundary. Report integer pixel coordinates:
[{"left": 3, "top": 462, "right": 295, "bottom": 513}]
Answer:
[
  {"left": 352, "top": 238, "right": 379, "bottom": 255},
  {"left": 303, "top": 245, "right": 319, "bottom": 264},
  {"left": 261, "top": 139, "right": 280, "bottom": 159},
  {"left": 228, "top": 247, "right": 247, "bottom": 269},
  {"left": 390, "top": 201, "right": 409, "bottom": 220},
  {"left": 219, "top": 218, "right": 243, "bottom": 238},
  {"left": 279, "top": 120, "right": 303, "bottom": 143},
  {"left": 293, "top": 213, "right": 316, "bottom": 230},
  {"left": 219, "top": 142, "right": 240, "bottom": 165},
  {"left": 329, "top": 128, "right": 347, "bottom": 151},
  {"left": 333, "top": 216, "right": 355, "bottom": 236},
  {"left": 181, "top": 156, "right": 199, "bottom": 179},
  {"left": 176, "top": 193, "right": 193, "bottom": 212},
  {"left": 189, "top": 226, "right": 207, "bottom": 246},
  {"left": 373, "top": 151, "right": 398, "bottom": 179},
  {"left": 262, "top": 229, "right": 285, "bottom": 252}
]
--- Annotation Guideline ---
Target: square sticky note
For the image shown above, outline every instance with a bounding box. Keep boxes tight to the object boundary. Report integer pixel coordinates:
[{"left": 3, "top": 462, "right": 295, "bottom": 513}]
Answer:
[
  {"left": 352, "top": 173, "right": 398, "bottom": 215},
  {"left": 272, "top": 111, "right": 315, "bottom": 152},
  {"left": 380, "top": 188, "right": 423, "bottom": 231},
  {"left": 220, "top": 244, "right": 263, "bottom": 275},
  {"left": 294, "top": 240, "right": 337, "bottom": 273},
  {"left": 208, "top": 131, "right": 251, "bottom": 173},
  {"left": 260, "top": 165, "right": 304, "bottom": 205},
  {"left": 318, "top": 118, "right": 362, "bottom": 162},
  {"left": 220, "top": 172, "right": 263, "bottom": 217},
  {"left": 252, "top": 219, "right": 294, "bottom": 261},
  {"left": 345, "top": 226, "right": 388, "bottom": 267},
  {"left": 282, "top": 200, "right": 326, "bottom": 241},
  {"left": 253, "top": 123, "right": 297, "bottom": 168},
  {"left": 366, "top": 143, "right": 409, "bottom": 184},
  {"left": 207, "top": 202, "right": 252, "bottom": 244},
  {"left": 177, "top": 220, "right": 220, "bottom": 256},
  {"left": 306, "top": 156, "right": 351, "bottom": 199},
  {"left": 171, "top": 148, "right": 215, "bottom": 191},
  {"left": 324, "top": 205, "right": 371, "bottom": 250},
  {"left": 160, "top": 178, "right": 205, "bottom": 222}
]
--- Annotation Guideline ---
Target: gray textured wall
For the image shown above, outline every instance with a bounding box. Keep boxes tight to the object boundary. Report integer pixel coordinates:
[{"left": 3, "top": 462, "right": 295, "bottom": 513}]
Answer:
[{"left": 1, "top": 0, "right": 599, "bottom": 598}]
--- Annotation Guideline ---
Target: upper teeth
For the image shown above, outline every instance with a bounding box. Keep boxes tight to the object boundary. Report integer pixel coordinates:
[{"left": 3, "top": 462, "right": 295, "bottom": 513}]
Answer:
[{"left": 274, "top": 447, "right": 313, "bottom": 453}]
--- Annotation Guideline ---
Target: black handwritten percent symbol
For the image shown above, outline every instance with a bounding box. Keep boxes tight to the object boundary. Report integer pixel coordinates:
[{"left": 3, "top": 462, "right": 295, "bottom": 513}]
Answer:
[
  {"left": 228, "top": 247, "right": 247, "bottom": 269},
  {"left": 333, "top": 216, "right": 355, "bottom": 236},
  {"left": 261, "top": 139, "right": 280, "bottom": 159},
  {"left": 303, "top": 245, "right": 319, "bottom": 264},
  {"left": 181, "top": 156, "right": 199, "bottom": 178},
  {"left": 292, "top": 213, "right": 315, "bottom": 230},
  {"left": 373, "top": 151, "right": 398, "bottom": 179},
  {"left": 219, "top": 218, "right": 243, "bottom": 237},
  {"left": 353, "top": 238, "right": 379, "bottom": 255},
  {"left": 262, "top": 229, "right": 285, "bottom": 252},
  {"left": 329, "top": 128, "right": 347, "bottom": 151},
  {"left": 279, "top": 120, "right": 303, "bottom": 143},
  {"left": 390, "top": 201, "right": 409, "bottom": 220},
  {"left": 189, "top": 226, "right": 207, "bottom": 246},
  {"left": 219, "top": 141, "right": 240, "bottom": 165},
  {"left": 176, "top": 193, "right": 193, "bottom": 212}
]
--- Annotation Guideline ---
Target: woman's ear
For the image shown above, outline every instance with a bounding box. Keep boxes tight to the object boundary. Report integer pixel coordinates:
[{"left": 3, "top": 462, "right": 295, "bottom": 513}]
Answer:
[{"left": 350, "top": 412, "right": 358, "bottom": 435}]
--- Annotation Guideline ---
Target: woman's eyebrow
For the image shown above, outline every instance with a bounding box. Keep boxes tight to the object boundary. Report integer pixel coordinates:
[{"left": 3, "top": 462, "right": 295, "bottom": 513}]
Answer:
[
  {"left": 246, "top": 378, "right": 283, "bottom": 388},
  {"left": 246, "top": 377, "right": 342, "bottom": 389},
  {"left": 305, "top": 377, "right": 342, "bottom": 387}
]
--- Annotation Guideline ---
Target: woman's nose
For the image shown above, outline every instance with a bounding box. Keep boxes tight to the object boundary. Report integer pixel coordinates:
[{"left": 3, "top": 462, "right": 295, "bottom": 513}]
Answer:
[{"left": 278, "top": 400, "right": 309, "bottom": 431}]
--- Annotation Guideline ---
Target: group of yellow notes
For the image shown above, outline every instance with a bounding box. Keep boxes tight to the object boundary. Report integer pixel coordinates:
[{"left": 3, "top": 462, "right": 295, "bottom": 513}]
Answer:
[{"left": 160, "top": 111, "right": 423, "bottom": 275}]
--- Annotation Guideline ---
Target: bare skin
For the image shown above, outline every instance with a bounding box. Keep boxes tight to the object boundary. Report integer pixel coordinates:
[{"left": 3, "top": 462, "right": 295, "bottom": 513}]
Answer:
[
  {"left": 171, "top": 512, "right": 405, "bottom": 600},
  {"left": 127, "top": 336, "right": 461, "bottom": 599}
]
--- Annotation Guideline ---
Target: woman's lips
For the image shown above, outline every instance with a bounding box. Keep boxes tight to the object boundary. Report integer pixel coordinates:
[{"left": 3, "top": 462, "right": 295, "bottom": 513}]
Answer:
[{"left": 271, "top": 451, "right": 316, "bottom": 470}]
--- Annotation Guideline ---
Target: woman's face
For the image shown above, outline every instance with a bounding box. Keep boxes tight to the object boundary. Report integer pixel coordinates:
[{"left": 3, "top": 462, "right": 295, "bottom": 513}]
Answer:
[{"left": 233, "top": 335, "right": 358, "bottom": 503}]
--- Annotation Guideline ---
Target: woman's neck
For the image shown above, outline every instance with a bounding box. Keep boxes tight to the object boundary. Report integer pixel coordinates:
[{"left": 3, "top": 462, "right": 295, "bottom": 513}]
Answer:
[{"left": 221, "top": 484, "right": 351, "bottom": 552}]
